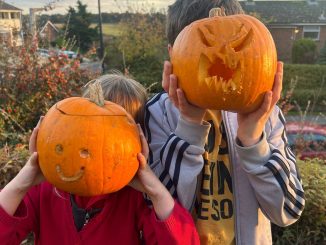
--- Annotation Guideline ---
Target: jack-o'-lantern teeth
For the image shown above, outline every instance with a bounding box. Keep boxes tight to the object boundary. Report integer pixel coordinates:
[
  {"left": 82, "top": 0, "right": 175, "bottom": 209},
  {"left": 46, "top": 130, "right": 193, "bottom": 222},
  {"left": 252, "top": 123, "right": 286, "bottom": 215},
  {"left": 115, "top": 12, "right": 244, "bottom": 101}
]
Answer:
[{"left": 204, "top": 76, "right": 237, "bottom": 93}]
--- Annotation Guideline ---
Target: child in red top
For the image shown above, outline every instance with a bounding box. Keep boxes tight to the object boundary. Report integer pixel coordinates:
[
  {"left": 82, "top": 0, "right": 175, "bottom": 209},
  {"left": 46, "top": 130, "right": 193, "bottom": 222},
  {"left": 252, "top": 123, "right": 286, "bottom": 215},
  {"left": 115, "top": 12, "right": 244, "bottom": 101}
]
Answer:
[{"left": 0, "top": 73, "right": 200, "bottom": 245}]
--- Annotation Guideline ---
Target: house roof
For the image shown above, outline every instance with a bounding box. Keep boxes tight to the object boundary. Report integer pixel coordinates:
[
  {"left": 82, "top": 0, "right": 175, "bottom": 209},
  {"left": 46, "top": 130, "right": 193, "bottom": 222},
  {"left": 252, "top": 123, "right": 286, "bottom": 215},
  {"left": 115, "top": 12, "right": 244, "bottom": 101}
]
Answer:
[
  {"left": 240, "top": 0, "right": 326, "bottom": 24},
  {"left": 0, "top": 1, "right": 22, "bottom": 11},
  {"left": 40, "top": 20, "right": 59, "bottom": 34}
]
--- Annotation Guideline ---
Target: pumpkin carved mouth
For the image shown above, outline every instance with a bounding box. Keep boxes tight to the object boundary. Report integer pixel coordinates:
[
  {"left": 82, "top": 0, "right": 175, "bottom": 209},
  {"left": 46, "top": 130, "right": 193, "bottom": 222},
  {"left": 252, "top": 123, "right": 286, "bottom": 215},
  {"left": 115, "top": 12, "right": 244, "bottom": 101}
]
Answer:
[{"left": 56, "top": 164, "right": 85, "bottom": 182}]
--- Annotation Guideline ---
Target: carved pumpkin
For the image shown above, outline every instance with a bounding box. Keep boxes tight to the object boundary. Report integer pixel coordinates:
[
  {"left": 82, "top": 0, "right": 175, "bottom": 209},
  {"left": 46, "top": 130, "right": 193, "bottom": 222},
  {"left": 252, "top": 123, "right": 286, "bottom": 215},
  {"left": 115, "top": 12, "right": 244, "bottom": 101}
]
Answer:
[
  {"left": 171, "top": 8, "right": 277, "bottom": 113},
  {"left": 37, "top": 88, "right": 141, "bottom": 196}
]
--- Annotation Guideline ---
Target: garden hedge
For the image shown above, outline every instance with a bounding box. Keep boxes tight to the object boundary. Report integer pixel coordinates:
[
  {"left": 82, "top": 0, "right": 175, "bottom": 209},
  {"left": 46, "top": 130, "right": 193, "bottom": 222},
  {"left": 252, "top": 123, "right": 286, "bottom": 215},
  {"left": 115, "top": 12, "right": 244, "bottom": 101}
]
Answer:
[{"left": 280, "top": 64, "right": 325, "bottom": 113}]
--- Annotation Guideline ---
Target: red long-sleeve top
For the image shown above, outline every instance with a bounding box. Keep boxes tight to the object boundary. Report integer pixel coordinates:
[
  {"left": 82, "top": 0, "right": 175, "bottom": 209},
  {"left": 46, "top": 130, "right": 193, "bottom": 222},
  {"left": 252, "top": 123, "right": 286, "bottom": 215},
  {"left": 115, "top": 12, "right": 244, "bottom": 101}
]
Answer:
[{"left": 0, "top": 182, "right": 199, "bottom": 245}]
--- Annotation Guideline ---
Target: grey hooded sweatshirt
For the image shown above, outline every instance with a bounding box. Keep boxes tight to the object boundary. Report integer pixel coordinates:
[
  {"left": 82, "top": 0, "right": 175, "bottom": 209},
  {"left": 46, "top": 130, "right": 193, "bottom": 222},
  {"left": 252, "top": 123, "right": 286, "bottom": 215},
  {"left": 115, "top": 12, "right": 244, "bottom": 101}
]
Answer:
[{"left": 144, "top": 92, "right": 304, "bottom": 245}]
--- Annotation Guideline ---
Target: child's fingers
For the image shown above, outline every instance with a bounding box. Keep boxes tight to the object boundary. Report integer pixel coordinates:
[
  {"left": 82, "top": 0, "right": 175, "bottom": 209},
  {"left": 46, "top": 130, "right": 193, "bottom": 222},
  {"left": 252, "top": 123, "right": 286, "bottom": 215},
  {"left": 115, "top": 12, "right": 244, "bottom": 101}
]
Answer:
[
  {"left": 169, "top": 75, "right": 179, "bottom": 107},
  {"left": 29, "top": 116, "right": 44, "bottom": 153},
  {"left": 137, "top": 153, "right": 147, "bottom": 169},
  {"left": 176, "top": 88, "right": 189, "bottom": 111},
  {"left": 29, "top": 127, "right": 39, "bottom": 153},
  {"left": 35, "top": 116, "right": 44, "bottom": 129},
  {"left": 270, "top": 62, "right": 283, "bottom": 109},
  {"left": 255, "top": 91, "right": 272, "bottom": 119},
  {"left": 137, "top": 124, "right": 149, "bottom": 159},
  {"left": 162, "top": 61, "right": 172, "bottom": 92}
]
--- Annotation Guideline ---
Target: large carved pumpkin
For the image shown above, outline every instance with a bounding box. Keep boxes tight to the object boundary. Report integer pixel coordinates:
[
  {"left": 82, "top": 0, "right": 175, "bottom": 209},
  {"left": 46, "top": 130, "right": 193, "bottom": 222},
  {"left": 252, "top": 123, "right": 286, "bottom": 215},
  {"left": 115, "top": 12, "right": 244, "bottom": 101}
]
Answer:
[
  {"left": 171, "top": 8, "right": 277, "bottom": 113},
  {"left": 37, "top": 90, "right": 141, "bottom": 196}
]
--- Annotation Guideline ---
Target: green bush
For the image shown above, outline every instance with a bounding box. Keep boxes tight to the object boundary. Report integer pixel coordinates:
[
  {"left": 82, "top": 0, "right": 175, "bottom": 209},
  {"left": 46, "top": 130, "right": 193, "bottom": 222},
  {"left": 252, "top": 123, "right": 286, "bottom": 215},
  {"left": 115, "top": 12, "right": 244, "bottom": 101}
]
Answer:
[
  {"left": 317, "top": 41, "right": 326, "bottom": 65},
  {"left": 283, "top": 64, "right": 326, "bottom": 112},
  {"left": 292, "top": 39, "right": 317, "bottom": 64},
  {"left": 272, "top": 158, "right": 326, "bottom": 244}
]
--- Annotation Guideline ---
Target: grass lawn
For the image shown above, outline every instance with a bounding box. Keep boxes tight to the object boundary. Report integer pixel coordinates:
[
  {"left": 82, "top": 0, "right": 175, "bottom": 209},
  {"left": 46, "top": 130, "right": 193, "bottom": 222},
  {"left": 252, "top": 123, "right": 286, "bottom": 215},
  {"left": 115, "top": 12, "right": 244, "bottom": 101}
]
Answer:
[
  {"left": 54, "top": 23, "right": 122, "bottom": 36},
  {"left": 90, "top": 23, "right": 122, "bottom": 36}
]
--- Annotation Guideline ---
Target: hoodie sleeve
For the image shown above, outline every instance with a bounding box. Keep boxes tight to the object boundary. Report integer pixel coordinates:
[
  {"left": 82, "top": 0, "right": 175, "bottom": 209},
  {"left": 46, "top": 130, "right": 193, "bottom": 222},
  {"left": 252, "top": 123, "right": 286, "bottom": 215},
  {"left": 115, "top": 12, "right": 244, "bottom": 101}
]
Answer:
[
  {"left": 235, "top": 106, "right": 305, "bottom": 226},
  {"left": 144, "top": 93, "right": 210, "bottom": 210},
  {"left": 0, "top": 185, "right": 40, "bottom": 244}
]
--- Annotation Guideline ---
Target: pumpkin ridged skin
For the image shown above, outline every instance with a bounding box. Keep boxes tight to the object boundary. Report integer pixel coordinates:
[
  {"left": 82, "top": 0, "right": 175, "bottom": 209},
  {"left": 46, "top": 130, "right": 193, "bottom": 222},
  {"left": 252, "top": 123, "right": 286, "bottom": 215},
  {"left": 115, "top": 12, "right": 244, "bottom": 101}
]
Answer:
[
  {"left": 171, "top": 14, "right": 277, "bottom": 113},
  {"left": 37, "top": 97, "right": 141, "bottom": 196}
]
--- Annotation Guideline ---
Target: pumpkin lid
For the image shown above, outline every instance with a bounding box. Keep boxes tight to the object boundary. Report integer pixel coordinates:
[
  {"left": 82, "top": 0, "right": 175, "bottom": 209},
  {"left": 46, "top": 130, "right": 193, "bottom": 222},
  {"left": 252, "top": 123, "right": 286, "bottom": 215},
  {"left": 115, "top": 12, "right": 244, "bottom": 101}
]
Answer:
[{"left": 56, "top": 97, "right": 128, "bottom": 116}]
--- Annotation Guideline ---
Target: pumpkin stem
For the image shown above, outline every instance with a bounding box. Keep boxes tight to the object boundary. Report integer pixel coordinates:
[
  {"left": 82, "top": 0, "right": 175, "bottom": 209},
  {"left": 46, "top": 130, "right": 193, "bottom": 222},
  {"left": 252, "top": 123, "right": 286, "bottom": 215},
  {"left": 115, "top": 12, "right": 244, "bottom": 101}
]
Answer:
[
  {"left": 88, "top": 81, "right": 105, "bottom": 107},
  {"left": 209, "top": 7, "right": 226, "bottom": 17}
]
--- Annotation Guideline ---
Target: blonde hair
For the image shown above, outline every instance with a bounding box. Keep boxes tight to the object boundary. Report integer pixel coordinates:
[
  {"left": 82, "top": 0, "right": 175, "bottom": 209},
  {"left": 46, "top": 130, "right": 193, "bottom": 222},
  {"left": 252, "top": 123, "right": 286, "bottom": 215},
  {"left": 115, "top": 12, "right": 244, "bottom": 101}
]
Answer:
[{"left": 83, "top": 72, "right": 148, "bottom": 126}]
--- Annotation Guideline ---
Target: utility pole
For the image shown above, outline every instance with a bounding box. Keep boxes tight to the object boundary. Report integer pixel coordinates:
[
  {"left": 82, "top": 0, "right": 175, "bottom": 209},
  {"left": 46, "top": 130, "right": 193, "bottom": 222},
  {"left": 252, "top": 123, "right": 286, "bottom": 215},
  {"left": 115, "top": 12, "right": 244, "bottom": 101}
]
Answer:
[{"left": 98, "top": 0, "right": 105, "bottom": 73}]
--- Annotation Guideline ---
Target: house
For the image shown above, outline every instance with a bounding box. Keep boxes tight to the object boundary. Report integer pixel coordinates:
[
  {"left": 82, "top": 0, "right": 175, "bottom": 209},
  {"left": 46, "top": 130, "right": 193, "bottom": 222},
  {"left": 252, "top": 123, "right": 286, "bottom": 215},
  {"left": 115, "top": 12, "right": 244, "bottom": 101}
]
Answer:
[
  {"left": 240, "top": 0, "right": 326, "bottom": 62},
  {"left": 39, "top": 20, "right": 59, "bottom": 43},
  {"left": 0, "top": 1, "right": 23, "bottom": 46}
]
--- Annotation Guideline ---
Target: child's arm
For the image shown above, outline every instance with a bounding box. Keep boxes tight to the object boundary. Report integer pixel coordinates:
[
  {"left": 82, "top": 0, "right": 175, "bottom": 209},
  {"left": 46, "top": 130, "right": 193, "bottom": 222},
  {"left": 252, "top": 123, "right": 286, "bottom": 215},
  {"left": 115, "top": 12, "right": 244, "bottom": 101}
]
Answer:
[
  {"left": 131, "top": 127, "right": 200, "bottom": 244},
  {"left": 235, "top": 63, "right": 304, "bottom": 226},
  {"left": 0, "top": 123, "right": 44, "bottom": 243},
  {"left": 235, "top": 106, "right": 305, "bottom": 226},
  {"left": 0, "top": 153, "right": 41, "bottom": 215},
  {"left": 130, "top": 125, "right": 174, "bottom": 219},
  {"left": 144, "top": 62, "right": 210, "bottom": 210},
  {"left": 0, "top": 122, "right": 44, "bottom": 216}
]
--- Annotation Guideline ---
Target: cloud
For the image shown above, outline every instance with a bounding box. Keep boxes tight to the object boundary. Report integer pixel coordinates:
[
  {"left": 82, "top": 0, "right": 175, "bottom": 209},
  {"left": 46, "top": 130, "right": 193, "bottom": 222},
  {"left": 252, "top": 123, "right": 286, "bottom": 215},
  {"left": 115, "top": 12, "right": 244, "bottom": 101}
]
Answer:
[{"left": 7, "top": 0, "right": 175, "bottom": 14}]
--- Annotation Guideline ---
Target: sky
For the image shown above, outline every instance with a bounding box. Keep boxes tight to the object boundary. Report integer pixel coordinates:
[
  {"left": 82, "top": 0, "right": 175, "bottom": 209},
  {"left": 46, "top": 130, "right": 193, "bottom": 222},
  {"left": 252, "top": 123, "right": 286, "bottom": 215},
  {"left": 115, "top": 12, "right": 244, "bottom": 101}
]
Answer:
[{"left": 6, "top": 0, "right": 175, "bottom": 14}]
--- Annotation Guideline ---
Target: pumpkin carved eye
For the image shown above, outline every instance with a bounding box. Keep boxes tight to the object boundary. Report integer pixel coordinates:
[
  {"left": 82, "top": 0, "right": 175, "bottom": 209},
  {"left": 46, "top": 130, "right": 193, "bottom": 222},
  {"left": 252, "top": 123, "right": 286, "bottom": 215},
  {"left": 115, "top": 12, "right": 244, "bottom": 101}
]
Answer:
[
  {"left": 80, "top": 149, "right": 90, "bottom": 158},
  {"left": 55, "top": 144, "right": 64, "bottom": 154}
]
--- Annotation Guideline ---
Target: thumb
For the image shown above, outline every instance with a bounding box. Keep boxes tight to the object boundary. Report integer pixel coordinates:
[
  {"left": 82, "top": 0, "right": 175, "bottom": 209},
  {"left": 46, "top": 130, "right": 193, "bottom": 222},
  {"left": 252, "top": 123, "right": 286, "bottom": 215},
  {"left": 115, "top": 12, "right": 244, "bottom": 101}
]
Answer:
[
  {"left": 137, "top": 153, "right": 147, "bottom": 170},
  {"left": 28, "top": 152, "right": 39, "bottom": 167}
]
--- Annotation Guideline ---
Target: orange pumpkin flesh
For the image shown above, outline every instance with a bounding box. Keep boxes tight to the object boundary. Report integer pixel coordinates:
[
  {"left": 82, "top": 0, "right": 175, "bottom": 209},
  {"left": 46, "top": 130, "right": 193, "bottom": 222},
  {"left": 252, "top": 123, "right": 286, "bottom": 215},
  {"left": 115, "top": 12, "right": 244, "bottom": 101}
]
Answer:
[
  {"left": 171, "top": 11, "right": 277, "bottom": 113},
  {"left": 37, "top": 97, "right": 141, "bottom": 196}
]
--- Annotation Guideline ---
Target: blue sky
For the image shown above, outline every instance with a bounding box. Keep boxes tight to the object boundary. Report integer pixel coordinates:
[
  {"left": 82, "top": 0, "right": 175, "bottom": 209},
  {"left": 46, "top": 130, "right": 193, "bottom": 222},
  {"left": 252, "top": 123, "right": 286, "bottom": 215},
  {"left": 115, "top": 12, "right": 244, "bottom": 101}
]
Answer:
[{"left": 7, "top": 0, "right": 175, "bottom": 14}]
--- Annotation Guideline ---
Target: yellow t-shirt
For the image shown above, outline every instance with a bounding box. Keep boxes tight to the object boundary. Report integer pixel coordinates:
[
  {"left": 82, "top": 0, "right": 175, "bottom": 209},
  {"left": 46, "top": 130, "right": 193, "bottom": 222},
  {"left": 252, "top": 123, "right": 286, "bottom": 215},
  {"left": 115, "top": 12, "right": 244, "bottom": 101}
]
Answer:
[{"left": 195, "top": 110, "right": 235, "bottom": 245}]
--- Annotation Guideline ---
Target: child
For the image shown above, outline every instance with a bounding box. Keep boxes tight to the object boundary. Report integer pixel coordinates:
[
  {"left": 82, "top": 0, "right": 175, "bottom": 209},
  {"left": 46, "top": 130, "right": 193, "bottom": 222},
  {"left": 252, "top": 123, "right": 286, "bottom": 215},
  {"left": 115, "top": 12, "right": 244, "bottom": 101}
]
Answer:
[
  {"left": 0, "top": 73, "right": 200, "bottom": 244},
  {"left": 144, "top": 0, "right": 305, "bottom": 244}
]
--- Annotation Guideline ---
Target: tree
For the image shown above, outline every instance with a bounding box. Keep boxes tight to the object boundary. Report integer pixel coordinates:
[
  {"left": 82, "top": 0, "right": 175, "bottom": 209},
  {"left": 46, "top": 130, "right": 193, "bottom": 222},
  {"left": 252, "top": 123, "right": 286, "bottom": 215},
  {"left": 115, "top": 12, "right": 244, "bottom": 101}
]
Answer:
[
  {"left": 64, "top": 0, "right": 98, "bottom": 53},
  {"left": 116, "top": 12, "right": 168, "bottom": 91}
]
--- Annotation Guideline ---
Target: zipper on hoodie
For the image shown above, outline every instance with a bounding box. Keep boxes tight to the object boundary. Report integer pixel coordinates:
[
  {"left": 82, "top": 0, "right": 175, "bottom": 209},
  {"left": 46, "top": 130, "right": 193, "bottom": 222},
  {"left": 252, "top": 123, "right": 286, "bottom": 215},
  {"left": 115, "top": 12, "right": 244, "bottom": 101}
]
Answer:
[
  {"left": 84, "top": 212, "right": 90, "bottom": 226},
  {"left": 222, "top": 111, "right": 240, "bottom": 244}
]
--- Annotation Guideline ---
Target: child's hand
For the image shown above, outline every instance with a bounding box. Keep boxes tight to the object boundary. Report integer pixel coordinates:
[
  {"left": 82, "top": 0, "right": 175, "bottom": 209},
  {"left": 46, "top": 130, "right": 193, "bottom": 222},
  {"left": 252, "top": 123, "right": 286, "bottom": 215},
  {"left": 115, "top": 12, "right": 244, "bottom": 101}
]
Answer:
[
  {"left": 0, "top": 118, "right": 45, "bottom": 216},
  {"left": 14, "top": 118, "right": 45, "bottom": 192},
  {"left": 237, "top": 62, "right": 283, "bottom": 147},
  {"left": 162, "top": 61, "right": 206, "bottom": 125},
  {"left": 129, "top": 125, "right": 157, "bottom": 195},
  {"left": 129, "top": 125, "right": 174, "bottom": 220}
]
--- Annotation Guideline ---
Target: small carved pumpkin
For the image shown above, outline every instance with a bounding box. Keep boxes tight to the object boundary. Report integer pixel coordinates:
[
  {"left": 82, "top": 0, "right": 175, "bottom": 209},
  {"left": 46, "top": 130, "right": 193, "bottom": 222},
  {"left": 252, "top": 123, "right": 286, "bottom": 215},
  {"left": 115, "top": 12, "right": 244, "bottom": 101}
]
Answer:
[
  {"left": 37, "top": 86, "right": 141, "bottom": 196},
  {"left": 171, "top": 8, "right": 277, "bottom": 113}
]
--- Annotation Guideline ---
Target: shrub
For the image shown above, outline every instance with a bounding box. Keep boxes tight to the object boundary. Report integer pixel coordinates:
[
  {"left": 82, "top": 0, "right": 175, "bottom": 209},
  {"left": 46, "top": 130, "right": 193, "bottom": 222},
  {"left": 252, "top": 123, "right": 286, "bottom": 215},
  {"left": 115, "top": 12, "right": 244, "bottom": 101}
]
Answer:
[
  {"left": 0, "top": 39, "right": 98, "bottom": 146},
  {"left": 272, "top": 158, "right": 326, "bottom": 244},
  {"left": 292, "top": 39, "right": 317, "bottom": 64},
  {"left": 317, "top": 41, "right": 326, "bottom": 65},
  {"left": 282, "top": 64, "right": 326, "bottom": 113},
  {"left": 0, "top": 143, "right": 30, "bottom": 189}
]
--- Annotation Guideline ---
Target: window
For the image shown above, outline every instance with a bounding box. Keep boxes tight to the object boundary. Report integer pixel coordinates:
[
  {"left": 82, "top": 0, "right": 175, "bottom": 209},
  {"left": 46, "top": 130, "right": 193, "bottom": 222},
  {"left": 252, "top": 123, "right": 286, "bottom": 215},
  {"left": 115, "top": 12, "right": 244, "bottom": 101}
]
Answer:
[
  {"left": 10, "top": 12, "right": 20, "bottom": 19},
  {"left": 303, "top": 26, "right": 320, "bottom": 40},
  {"left": 0, "top": 12, "right": 9, "bottom": 19}
]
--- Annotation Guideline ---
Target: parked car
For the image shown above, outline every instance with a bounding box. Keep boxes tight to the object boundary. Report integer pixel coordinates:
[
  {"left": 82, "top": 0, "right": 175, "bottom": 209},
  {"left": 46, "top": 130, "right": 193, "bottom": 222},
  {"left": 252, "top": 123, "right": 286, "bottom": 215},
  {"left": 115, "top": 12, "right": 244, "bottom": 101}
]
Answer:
[
  {"left": 286, "top": 122, "right": 326, "bottom": 161},
  {"left": 36, "top": 48, "right": 50, "bottom": 58},
  {"left": 59, "top": 50, "right": 78, "bottom": 59}
]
